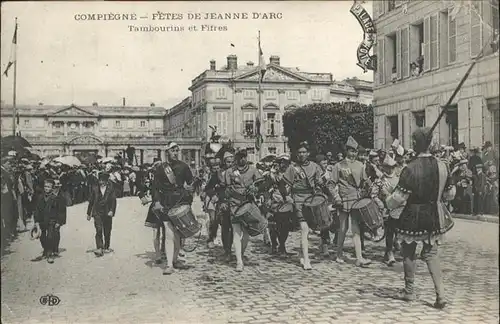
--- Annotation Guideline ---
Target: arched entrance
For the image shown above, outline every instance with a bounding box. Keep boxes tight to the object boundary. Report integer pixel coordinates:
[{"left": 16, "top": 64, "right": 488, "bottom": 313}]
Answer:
[{"left": 67, "top": 134, "right": 104, "bottom": 155}]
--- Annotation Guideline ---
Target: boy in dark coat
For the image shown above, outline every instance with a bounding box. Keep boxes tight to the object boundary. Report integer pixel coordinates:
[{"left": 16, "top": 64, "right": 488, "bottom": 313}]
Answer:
[
  {"left": 34, "top": 179, "right": 65, "bottom": 264},
  {"left": 87, "top": 173, "right": 117, "bottom": 257}
]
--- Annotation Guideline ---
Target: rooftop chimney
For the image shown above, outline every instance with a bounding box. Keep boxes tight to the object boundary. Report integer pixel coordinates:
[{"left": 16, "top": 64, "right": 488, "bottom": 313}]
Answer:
[
  {"left": 269, "top": 55, "right": 280, "bottom": 66},
  {"left": 122, "top": 97, "right": 126, "bottom": 107},
  {"left": 150, "top": 103, "right": 155, "bottom": 107},
  {"left": 227, "top": 55, "right": 238, "bottom": 71},
  {"left": 210, "top": 60, "right": 216, "bottom": 71},
  {"left": 246, "top": 61, "right": 254, "bottom": 67},
  {"left": 38, "top": 102, "right": 44, "bottom": 106},
  {"left": 92, "top": 102, "right": 98, "bottom": 107}
]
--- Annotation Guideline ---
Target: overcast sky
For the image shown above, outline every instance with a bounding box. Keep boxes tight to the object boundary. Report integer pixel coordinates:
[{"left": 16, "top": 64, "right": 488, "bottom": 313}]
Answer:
[{"left": 1, "top": 1, "right": 373, "bottom": 109}]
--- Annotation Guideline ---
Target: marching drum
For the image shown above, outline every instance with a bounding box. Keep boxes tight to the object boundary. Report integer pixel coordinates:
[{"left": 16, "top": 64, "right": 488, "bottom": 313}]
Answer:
[
  {"left": 166, "top": 204, "right": 202, "bottom": 238},
  {"left": 303, "top": 193, "right": 332, "bottom": 231},
  {"left": 350, "top": 198, "right": 384, "bottom": 241},
  {"left": 234, "top": 202, "right": 268, "bottom": 237}
]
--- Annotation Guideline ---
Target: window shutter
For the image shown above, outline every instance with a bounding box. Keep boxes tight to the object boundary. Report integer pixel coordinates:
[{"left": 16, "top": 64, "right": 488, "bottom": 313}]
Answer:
[
  {"left": 397, "top": 29, "right": 402, "bottom": 79},
  {"left": 378, "top": 38, "right": 385, "bottom": 84},
  {"left": 424, "top": 16, "right": 431, "bottom": 71},
  {"left": 469, "top": 97, "right": 484, "bottom": 148},
  {"left": 470, "top": 1, "right": 483, "bottom": 58},
  {"left": 276, "top": 112, "right": 282, "bottom": 136},
  {"left": 224, "top": 112, "right": 228, "bottom": 136},
  {"left": 457, "top": 99, "right": 470, "bottom": 147},
  {"left": 376, "top": 115, "right": 386, "bottom": 149},
  {"left": 448, "top": 9, "right": 457, "bottom": 64},
  {"left": 430, "top": 14, "right": 439, "bottom": 69},
  {"left": 398, "top": 112, "right": 403, "bottom": 143},
  {"left": 403, "top": 111, "right": 411, "bottom": 147},
  {"left": 402, "top": 27, "right": 409, "bottom": 78}
]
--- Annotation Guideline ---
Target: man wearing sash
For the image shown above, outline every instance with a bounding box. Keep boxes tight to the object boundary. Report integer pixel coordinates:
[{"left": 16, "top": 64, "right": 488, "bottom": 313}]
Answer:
[
  {"left": 283, "top": 141, "right": 322, "bottom": 270},
  {"left": 224, "top": 148, "right": 262, "bottom": 272},
  {"left": 386, "top": 127, "right": 455, "bottom": 308},
  {"left": 315, "top": 154, "right": 335, "bottom": 258},
  {"left": 152, "top": 142, "right": 194, "bottom": 275},
  {"left": 331, "top": 136, "right": 372, "bottom": 267}
]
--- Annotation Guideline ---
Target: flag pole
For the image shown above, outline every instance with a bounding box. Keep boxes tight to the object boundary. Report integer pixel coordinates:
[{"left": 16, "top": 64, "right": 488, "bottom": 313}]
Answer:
[
  {"left": 257, "top": 30, "right": 263, "bottom": 160},
  {"left": 12, "top": 17, "right": 18, "bottom": 137}
]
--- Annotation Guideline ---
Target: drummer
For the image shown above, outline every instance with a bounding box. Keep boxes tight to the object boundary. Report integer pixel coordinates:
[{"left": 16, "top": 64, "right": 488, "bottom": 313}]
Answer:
[
  {"left": 202, "top": 157, "right": 221, "bottom": 248},
  {"left": 224, "top": 148, "right": 262, "bottom": 272},
  {"left": 218, "top": 151, "right": 235, "bottom": 261},
  {"left": 151, "top": 142, "right": 194, "bottom": 275},
  {"left": 267, "top": 153, "right": 294, "bottom": 255},
  {"left": 283, "top": 141, "right": 323, "bottom": 270},
  {"left": 331, "top": 136, "right": 372, "bottom": 267},
  {"left": 371, "top": 154, "right": 402, "bottom": 266},
  {"left": 315, "top": 154, "right": 336, "bottom": 258}
]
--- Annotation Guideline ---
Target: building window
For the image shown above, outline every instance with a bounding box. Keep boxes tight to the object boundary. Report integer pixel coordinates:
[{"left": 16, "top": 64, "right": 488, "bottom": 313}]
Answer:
[
  {"left": 413, "top": 111, "right": 426, "bottom": 127},
  {"left": 386, "top": 33, "right": 398, "bottom": 81},
  {"left": 216, "top": 88, "right": 227, "bottom": 99},
  {"left": 446, "top": 105, "right": 458, "bottom": 147},
  {"left": 243, "top": 112, "right": 255, "bottom": 137},
  {"left": 387, "top": 115, "right": 399, "bottom": 142},
  {"left": 312, "top": 89, "right": 322, "bottom": 100},
  {"left": 286, "top": 91, "right": 299, "bottom": 100},
  {"left": 155, "top": 120, "right": 162, "bottom": 129},
  {"left": 265, "top": 90, "right": 277, "bottom": 99},
  {"left": 216, "top": 111, "right": 228, "bottom": 136},
  {"left": 247, "top": 147, "right": 256, "bottom": 163},
  {"left": 401, "top": 27, "right": 410, "bottom": 78},
  {"left": 115, "top": 120, "right": 121, "bottom": 128},
  {"left": 24, "top": 119, "right": 30, "bottom": 126},
  {"left": 243, "top": 90, "right": 255, "bottom": 99},
  {"left": 266, "top": 112, "right": 276, "bottom": 136},
  {"left": 388, "top": 0, "right": 396, "bottom": 12},
  {"left": 410, "top": 22, "right": 424, "bottom": 76},
  {"left": 493, "top": 108, "right": 499, "bottom": 147},
  {"left": 268, "top": 147, "right": 277, "bottom": 155},
  {"left": 140, "top": 121, "right": 146, "bottom": 127}
]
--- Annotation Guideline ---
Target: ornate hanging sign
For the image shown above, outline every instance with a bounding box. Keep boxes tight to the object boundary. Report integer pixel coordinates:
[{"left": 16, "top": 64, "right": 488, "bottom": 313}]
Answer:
[{"left": 350, "top": 0, "right": 377, "bottom": 72}]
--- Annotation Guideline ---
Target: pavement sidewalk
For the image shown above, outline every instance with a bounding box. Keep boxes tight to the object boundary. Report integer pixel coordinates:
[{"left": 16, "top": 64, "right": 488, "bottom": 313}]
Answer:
[{"left": 452, "top": 213, "right": 499, "bottom": 223}]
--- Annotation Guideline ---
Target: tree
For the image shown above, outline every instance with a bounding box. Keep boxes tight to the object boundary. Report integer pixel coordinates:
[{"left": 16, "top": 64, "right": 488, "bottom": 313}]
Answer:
[{"left": 283, "top": 102, "right": 373, "bottom": 156}]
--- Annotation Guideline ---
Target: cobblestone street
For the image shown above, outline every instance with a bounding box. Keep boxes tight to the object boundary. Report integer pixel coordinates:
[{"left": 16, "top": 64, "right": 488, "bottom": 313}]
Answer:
[{"left": 1, "top": 197, "right": 499, "bottom": 324}]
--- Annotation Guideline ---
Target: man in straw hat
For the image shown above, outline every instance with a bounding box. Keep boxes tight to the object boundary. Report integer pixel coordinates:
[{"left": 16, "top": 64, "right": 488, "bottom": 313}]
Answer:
[
  {"left": 330, "top": 136, "right": 372, "bottom": 267},
  {"left": 87, "top": 172, "right": 117, "bottom": 257},
  {"left": 386, "top": 127, "right": 455, "bottom": 308},
  {"left": 151, "top": 142, "right": 194, "bottom": 275}
]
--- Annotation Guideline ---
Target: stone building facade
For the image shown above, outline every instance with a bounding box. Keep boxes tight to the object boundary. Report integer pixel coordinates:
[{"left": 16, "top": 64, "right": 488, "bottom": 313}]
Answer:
[
  {"left": 0, "top": 103, "right": 201, "bottom": 164},
  {"left": 372, "top": 0, "right": 499, "bottom": 150},
  {"left": 165, "top": 55, "right": 373, "bottom": 163}
]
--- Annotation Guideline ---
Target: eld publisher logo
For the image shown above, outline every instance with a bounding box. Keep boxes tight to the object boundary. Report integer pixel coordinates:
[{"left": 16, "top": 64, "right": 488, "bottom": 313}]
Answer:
[{"left": 39, "top": 294, "right": 61, "bottom": 306}]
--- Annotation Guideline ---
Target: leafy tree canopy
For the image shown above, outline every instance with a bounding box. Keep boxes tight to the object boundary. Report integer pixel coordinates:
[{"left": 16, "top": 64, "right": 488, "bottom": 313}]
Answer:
[{"left": 283, "top": 102, "right": 374, "bottom": 156}]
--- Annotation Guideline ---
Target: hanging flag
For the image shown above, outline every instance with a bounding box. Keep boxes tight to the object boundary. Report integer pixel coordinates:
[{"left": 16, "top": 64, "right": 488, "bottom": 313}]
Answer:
[
  {"left": 258, "top": 34, "right": 266, "bottom": 81},
  {"left": 255, "top": 117, "right": 263, "bottom": 151},
  {"left": 3, "top": 21, "right": 17, "bottom": 77}
]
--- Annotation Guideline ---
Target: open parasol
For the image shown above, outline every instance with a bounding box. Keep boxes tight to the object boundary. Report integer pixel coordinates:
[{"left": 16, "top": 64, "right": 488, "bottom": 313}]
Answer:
[{"left": 54, "top": 155, "right": 82, "bottom": 167}]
